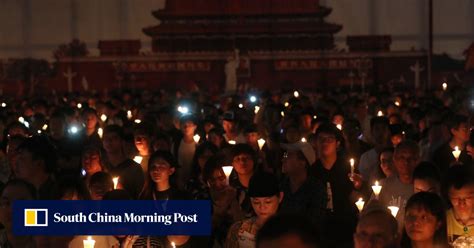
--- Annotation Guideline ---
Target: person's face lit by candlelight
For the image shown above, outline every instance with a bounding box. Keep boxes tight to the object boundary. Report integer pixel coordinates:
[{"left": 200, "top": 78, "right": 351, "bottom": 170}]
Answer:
[
  {"left": 134, "top": 134, "right": 150, "bottom": 155},
  {"left": 222, "top": 120, "right": 234, "bottom": 134},
  {"left": 448, "top": 183, "right": 474, "bottom": 222},
  {"left": 251, "top": 195, "right": 282, "bottom": 222},
  {"left": 232, "top": 153, "right": 254, "bottom": 176},
  {"left": 149, "top": 158, "right": 175, "bottom": 184},
  {"left": 82, "top": 112, "right": 98, "bottom": 131},
  {"left": 393, "top": 145, "right": 419, "bottom": 184},
  {"left": 82, "top": 149, "right": 102, "bottom": 176},
  {"left": 414, "top": 178, "right": 438, "bottom": 194},
  {"left": 379, "top": 150, "right": 394, "bottom": 178},
  {"left": 404, "top": 206, "right": 441, "bottom": 244},
  {"left": 180, "top": 120, "right": 196, "bottom": 137},
  {"left": 207, "top": 168, "right": 227, "bottom": 192}
]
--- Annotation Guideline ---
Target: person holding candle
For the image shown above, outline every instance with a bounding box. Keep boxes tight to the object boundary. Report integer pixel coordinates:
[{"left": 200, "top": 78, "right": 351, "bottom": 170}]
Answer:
[
  {"left": 102, "top": 125, "right": 144, "bottom": 199},
  {"left": 225, "top": 172, "right": 282, "bottom": 248},
  {"left": 222, "top": 111, "right": 245, "bottom": 144},
  {"left": 139, "top": 150, "right": 190, "bottom": 200},
  {"left": 311, "top": 123, "right": 358, "bottom": 247},
  {"left": 172, "top": 115, "right": 198, "bottom": 190},
  {"left": 376, "top": 140, "right": 420, "bottom": 232},
  {"left": 81, "top": 145, "right": 105, "bottom": 184},
  {"left": 432, "top": 114, "right": 471, "bottom": 174},
  {"left": 87, "top": 172, "right": 113, "bottom": 200},
  {"left": 371, "top": 147, "right": 395, "bottom": 181},
  {"left": 133, "top": 122, "right": 154, "bottom": 173},
  {"left": 401, "top": 192, "right": 448, "bottom": 248},
  {"left": 203, "top": 154, "right": 246, "bottom": 247},
  {"left": 444, "top": 165, "right": 474, "bottom": 241},
  {"left": 81, "top": 107, "right": 102, "bottom": 148},
  {"left": 229, "top": 144, "right": 260, "bottom": 217},
  {"left": 185, "top": 142, "right": 218, "bottom": 200},
  {"left": 342, "top": 118, "right": 372, "bottom": 161}
]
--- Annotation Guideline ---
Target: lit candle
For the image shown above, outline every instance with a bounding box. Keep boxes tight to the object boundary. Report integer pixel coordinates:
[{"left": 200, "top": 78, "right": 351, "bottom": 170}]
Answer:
[
  {"left": 100, "top": 114, "right": 107, "bottom": 122},
  {"left": 83, "top": 236, "right": 95, "bottom": 248},
  {"left": 254, "top": 106, "right": 260, "bottom": 114},
  {"left": 349, "top": 158, "right": 355, "bottom": 177},
  {"left": 284, "top": 102, "right": 289, "bottom": 107},
  {"left": 313, "top": 115, "right": 317, "bottom": 119},
  {"left": 42, "top": 124, "right": 48, "bottom": 130},
  {"left": 355, "top": 198, "right": 365, "bottom": 212},
  {"left": 372, "top": 180, "right": 382, "bottom": 198},
  {"left": 442, "top": 82, "right": 447, "bottom": 91},
  {"left": 281, "top": 111, "right": 285, "bottom": 117},
  {"left": 387, "top": 206, "right": 399, "bottom": 218},
  {"left": 77, "top": 103, "right": 82, "bottom": 109},
  {"left": 228, "top": 140, "right": 236, "bottom": 145},
  {"left": 97, "top": 128, "right": 103, "bottom": 138},
  {"left": 127, "top": 110, "right": 132, "bottom": 119},
  {"left": 1, "top": 102, "right": 6, "bottom": 107},
  {"left": 18, "top": 116, "right": 25, "bottom": 124},
  {"left": 222, "top": 166, "right": 233, "bottom": 185},
  {"left": 112, "top": 177, "right": 119, "bottom": 190},
  {"left": 134, "top": 119, "right": 142, "bottom": 124},
  {"left": 171, "top": 241, "right": 176, "bottom": 248},
  {"left": 377, "top": 110, "right": 383, "bottom": 117},
  {"left": 293, "top": 91, "right": 299, "bottom": 98},
  {"left": 452, "top": 146, "right": 461, "bottom": 161},
  {"left": 193, "top": 134, "right": 201, "bottom": 143},
  {"left": 257, "top": 138, "right": 266, "bottom": 150},
  {"left": 394, "top": 101, "right": 400, "bottom": 107},
  {"left": 238, "top": 103, "right": 243, "bottom": 109},
  {"left": 336, "top": 124, "right": 342, "bottom": 130},
  {"left": 133, "top": 156, "right": 143, "bottom": 164},
  {"left": 301, "top": 137, "right": 307, "bottom": 143}
]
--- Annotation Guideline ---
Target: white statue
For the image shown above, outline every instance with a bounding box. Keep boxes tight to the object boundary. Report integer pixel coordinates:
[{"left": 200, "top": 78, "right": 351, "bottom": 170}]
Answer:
[
  {"left": 63, "top": 67, "right": 76, "bottom": 93},
  {"left": 225, "top": 49, "right": 240, "bottom": 94},
  {"left": 410, "top": 60, "right": 424, "bottom": 90}
]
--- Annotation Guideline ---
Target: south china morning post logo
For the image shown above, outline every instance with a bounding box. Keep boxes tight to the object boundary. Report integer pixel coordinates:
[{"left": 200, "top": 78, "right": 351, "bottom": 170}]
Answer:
[
  {"left": 24, "top": 209, "right": 48, "bottom": 227},
  {"left": 14, "top": 200, "right": 211, "bottom": 236}
]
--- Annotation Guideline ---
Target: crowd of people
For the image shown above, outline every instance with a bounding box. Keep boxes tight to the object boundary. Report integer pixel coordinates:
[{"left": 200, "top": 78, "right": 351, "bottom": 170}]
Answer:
[{"left": 0, "top": 84, "right": 472, "bottom": 248}]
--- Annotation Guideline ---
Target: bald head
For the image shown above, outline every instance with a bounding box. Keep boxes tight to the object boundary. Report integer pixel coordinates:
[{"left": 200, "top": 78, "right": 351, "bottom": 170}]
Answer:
[{"left": 354, "top": 210, "right": 398, "bottom": 248}]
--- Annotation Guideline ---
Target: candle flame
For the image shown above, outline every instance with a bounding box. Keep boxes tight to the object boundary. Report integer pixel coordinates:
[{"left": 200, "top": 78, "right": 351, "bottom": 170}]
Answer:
[
  {"left": 193, "top": 134, "right": 201, "bottom": 143},
  {"left": 112, "top": 177, "right": 119, "bottom": 189}
]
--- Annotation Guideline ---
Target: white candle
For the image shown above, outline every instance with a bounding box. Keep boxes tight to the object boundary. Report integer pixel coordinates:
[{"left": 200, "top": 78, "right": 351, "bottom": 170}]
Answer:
[
  {"left": 171, "top": 241, "right": 176, "bottom": 248},
  {"left": 77, "top": 103, "right": 82, "bottom": 109},
  {"left": 254, "top": 106, "right": 260, "bottom": 114},
  {"left": 442, "top": 82, "right": 447, "bottom": 91},
  {"left": 222, "top": 166, "right": 233, "bottom": 185},
  {"left": 112, "top": 177, "right": 119, "bottom": 190},
  {"left": 284, "top": 102, "right": 289, "bottom": 107},
  {"left": 257, "top": 138, "right": 266, "bottom": 150},
  {"left": 387, "top": 206, "right": 399, "bottom": 218},
  {"left": 83, "top": 236, "right": 95, "bottom": 248},
  {"left": 127, "top": 110, "right": 132, "bottom": 119},
  {"left": 238, "top": 103, "right": 243, "bottom": 109},
  {"left": 372, "top": 180, "right": 382, "bottom": 198},
  {"left": 281, "top": 111, "right": 285, "bottom": 117},
  {"left": 228, "top": 140, "right": 236, "bottom": 145},
  {"left": 97, "top": 128, "right": 103, "bottom": 139},
  {"left": 42, "top": 124, "right": 48, "bottom": 130},
  {"left": 377, "top": 110, "right": 383, "bottom": 117},
  {"left": 100, "top": 114, "right": 107, "bottom": 122},
  {"left": 452, "top": 146, "right": 461, "bottom": 161},
  {"left": 1, "top": 102, "right": 6, "bottom": 108},
  {"left": 293, "top": 91, "right": 299, "bottom": 98},
  {"left": 355, "top": 198, "right": 365, "bottom": 212},
  {"left": 301, "top": 137, "right": 307, "bottom": 143},
  {"left": 133, "top": 156, "right": 143, "bottom": 164},
  {"left": 349, "top": 158, "right": 355, "bottom": 177},
  {"left": 193, "top": 134, "right": 201, "bottom": 143},
  {"left": 394, "top": 101, "right": 400, "bottom": 106},
  {"left": 336, "top": 124, "right": 342, "bottom": 130},
  {"left": 134, "top": 119, "right": 142, "bottom": 124}
]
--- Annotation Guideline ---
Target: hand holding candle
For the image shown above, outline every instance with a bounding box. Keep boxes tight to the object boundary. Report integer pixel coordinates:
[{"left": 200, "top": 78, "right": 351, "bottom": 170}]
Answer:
[
  {"left": 349, "top": 158, "right": 355, "bottom": 179},
  {"left": 372, "top": 180, "right": 382, "bottom": 199},
  {"left": 452, "top": 146, "right": 461, "bottom": 161},
  {"left": 355, "top": 198, "right": 365, "bottom": 212},
  {"left": 83, "top": 236, "right": 95, "bottom": 248},
  {"left": 97, "top": 128, "right": 103, "bottom": 139}
]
